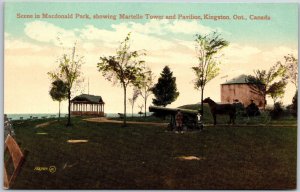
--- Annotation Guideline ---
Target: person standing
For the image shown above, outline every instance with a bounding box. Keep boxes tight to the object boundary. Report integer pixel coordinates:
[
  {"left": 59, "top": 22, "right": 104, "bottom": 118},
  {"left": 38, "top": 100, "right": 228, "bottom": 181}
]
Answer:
[
  {"left": 197, "top": 110, "right": 203, "bottom": 131},
  {"left": 175, "top": 109, "right": 184, "bottom": 133}
]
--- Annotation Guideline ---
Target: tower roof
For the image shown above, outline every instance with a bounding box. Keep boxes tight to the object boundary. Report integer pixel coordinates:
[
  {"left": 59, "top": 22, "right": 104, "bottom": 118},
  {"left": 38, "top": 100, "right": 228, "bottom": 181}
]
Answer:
[{"left": 221, "top": 74, "right": 249, "bottom": 85}]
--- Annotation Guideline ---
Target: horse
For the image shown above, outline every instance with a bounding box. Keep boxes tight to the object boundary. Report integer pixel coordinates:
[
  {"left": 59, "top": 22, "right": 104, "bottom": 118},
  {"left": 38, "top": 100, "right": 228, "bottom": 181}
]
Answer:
[{"left": 202, "top": 97, "right": 236, "bottom": 125}]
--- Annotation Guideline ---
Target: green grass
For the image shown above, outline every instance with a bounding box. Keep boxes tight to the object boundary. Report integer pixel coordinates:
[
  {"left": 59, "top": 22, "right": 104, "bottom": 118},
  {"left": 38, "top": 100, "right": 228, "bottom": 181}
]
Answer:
[
  {"left": 11, "top": 117, "right": 296, "bottom": 189},
  {"left": 109, "top": 115, "right": 169, "bottom": 123}
]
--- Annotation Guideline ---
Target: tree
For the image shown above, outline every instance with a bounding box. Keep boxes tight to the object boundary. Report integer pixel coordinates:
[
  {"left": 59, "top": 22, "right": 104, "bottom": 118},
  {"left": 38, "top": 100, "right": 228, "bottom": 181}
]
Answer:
[
  {"left": 192, "top": 32, "right": 229, "bottom": 116},
  {"left": 152, "top": 66, "right": 179, "bottom": 107},
  {"left": 48, "top": 44, "right": 84, "bottom": 126},
  {"left": 49, "top": 79, "right": 68, "bottom": 120},
  {"left": 128, "top": 87, "right": 140, "bottom": 117},
  {"left": 138, "top": 67, "right": 155, "bottom": 117},
  {"left": 282, "top": 54, "right": 298, "bottom": 89},
  {"left": 281, "top": 55, "right": 298, "bottom": 116},
  {"left": 97, "top": 33, "right": 146, "bottom": 127},
  {"left": 247, "top": 62, "right": 287, "bottom": 109},
  {"left": 291, "top": 91, "right": 297, "bottom": 117},
  {"left": 268, "top": 81, "right": 287, "bottom": 104},
  {"left": 270, "top": 101, "right": 284, "bottom": 120}
]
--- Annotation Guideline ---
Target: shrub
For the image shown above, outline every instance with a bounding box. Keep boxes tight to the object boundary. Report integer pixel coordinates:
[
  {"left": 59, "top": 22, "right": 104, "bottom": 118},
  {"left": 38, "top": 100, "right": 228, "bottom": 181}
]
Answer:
[
  {"left": 291, "top": 91, "right": 297, "bottom": 117},
  {"left": 270, "top": 102, "right": 284, "bottom": 119}
]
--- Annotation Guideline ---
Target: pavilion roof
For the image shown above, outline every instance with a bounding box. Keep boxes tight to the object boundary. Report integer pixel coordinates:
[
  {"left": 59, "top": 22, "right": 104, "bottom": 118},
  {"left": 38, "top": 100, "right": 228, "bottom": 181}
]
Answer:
[{"left": 71, "top": 94, "right": 104, "bottom": 104}]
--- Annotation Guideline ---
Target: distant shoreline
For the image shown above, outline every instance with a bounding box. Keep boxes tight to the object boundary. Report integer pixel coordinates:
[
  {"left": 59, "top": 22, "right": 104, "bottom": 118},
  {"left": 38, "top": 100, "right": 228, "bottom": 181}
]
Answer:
[{"left": 6, "top": 113, "right": 153, "bottom": 120}]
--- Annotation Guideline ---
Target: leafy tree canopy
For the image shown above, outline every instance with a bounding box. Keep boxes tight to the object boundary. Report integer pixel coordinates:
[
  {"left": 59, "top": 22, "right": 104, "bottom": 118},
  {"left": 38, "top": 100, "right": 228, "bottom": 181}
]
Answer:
[
  {"left": 247, "top": 62, "right": 287, "bottom": 108},
  {"left": 192, "top": 31, "right": 229, "bottom": 116},
  {"left": 49, "top": 79, "right": 68, "bottom": 102},
  {"left": 97, "top": 33, "right": 146, "bottom": 126},
  {"left": 267, "top": 80, "right": 287, "bottom": 104},
  {"left": 48, "top": 44, "right": 84, "bottom": 126},
  {"left": 97, "top": 33, "right": 146, "bottom": 89}
]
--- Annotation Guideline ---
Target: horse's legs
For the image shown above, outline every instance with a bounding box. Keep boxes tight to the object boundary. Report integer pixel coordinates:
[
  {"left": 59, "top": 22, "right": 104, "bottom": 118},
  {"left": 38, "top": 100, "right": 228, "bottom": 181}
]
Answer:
[{"left": 229, "top": 113, "right": 235, "bottom": 125}]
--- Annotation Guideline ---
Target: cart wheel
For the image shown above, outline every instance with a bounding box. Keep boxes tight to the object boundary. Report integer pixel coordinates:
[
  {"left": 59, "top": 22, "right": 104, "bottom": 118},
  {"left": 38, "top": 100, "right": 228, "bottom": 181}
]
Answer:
[{"left": 235, "top": 111, "right": 249, "bottom": 125}]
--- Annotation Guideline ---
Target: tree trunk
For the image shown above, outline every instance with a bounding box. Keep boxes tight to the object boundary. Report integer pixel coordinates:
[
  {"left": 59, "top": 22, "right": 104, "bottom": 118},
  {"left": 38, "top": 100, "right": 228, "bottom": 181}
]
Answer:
[
  {"left": 262, "top": 88, "right": 266, "bottom": 111},
  {"left": 67, "top": 89, "right": 72, "bottom": 127},
  {"left": 144, "top": 97, "right": 147, "bottom": 118},
  {"left": 132, "top": 104, "right": 134, "bottom": 118},
  {"left": 201, "top": 87, "right": 204, "bottom": 117},
  {"left": 58, "top": 101, "right": 61, "bottom": 121},
  {"left": 263, "top": 94, "right": 266, "bottom": 111},
  {"left": 123, "top": 86, "right": 127, "bottom": 127},
  {"left": 201, "top": 71, "right": 205, "bottom": 117},
  {"left": 144, "top": 88, "right": 147, "bottom": 118}
]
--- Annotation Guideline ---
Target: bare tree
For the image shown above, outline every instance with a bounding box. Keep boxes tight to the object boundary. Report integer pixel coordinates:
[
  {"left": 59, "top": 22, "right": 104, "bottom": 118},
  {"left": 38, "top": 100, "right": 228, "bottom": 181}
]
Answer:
[
  {"left": 282, "top": 54, "right": 298, "bottom": 89},
  {"left": 138, "top": 67, "right": 155, "bottom": 117},
  {"left": 128, "top": 87, "right": 140, "bottom": 117}
]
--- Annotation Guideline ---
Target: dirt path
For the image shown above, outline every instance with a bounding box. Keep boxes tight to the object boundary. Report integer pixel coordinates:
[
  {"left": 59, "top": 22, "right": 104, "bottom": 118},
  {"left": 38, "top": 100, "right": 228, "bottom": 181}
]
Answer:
[
  {"left": 35, "top": 120, "right": 57, "bottom": 128},
  {"left": 84, "top": 117, "right": 168, "bottom": 126}
]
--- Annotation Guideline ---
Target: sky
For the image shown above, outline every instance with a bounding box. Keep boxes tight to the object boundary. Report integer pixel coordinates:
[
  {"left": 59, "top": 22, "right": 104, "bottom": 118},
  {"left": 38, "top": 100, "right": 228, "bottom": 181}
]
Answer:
[{"left": 4, "top": 2, "right": 298, "bottom": 114}]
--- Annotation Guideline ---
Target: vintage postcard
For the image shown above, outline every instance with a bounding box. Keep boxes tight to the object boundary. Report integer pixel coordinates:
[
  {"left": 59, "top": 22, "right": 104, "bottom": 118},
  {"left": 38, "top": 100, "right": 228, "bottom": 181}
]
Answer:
[{"left": 3, "top": 2, "right": 298, "bottom": 189}]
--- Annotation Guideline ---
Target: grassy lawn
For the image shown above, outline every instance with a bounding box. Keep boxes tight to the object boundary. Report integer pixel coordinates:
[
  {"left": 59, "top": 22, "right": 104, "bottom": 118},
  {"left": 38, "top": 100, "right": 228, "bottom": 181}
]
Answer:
[
  {"left": 109, "top": 115, "right": 169, "bottom": 123},
  {"left": 11, "top": 117, "right": 296, "bottom": 189}
]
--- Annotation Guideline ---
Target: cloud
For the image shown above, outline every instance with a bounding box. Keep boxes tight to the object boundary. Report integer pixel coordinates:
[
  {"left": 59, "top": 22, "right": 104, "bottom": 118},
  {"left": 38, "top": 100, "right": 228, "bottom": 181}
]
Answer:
[
  {"left": 261, "top": 46, "right": 297, "bottom": 64},
  {"left": 221, "top": 43, "right": 261, "bottom": 63},
  {"left": 79, "top": 25, "right": 119, "bottom": 42},
  {"left": 165, "top": 20, "right": 214, "bottom": 35},
  {"left": 5, "top": 38, "right": 42, "bottom": 51},
  {"left": 5, "top": 33, "right": 61, "bottom": 57},
  {"left": 112, "top": 20, "right": 168, "bottom": 35},
  {"left": 111, "top": 20, "right": 215, "bottom": 35},
  {"left": 219, "top": 44, "right": 298, "bottom": 80},
  {"left": 6, "top": 20, "right": 297, "bottom": 113},
  {"left": 79, "top": 24, "right": 175, "bottom": 51},
  {"left": 174, "top": 38, "right": 195, "bottom": 50},
  {"left": 24, "top": 20, "right": 217, "bottom": 50},
  {"left": 24, "top": 20, "right": 78, "bottom": 47}
]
